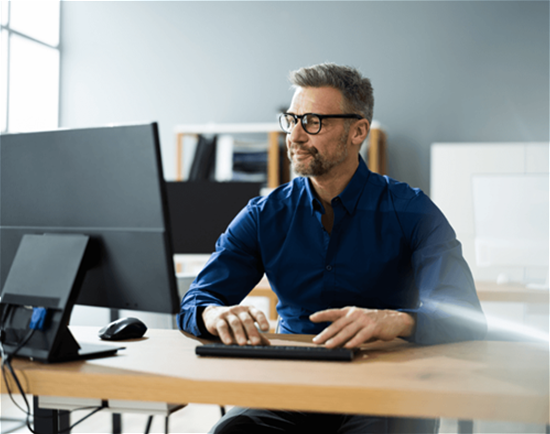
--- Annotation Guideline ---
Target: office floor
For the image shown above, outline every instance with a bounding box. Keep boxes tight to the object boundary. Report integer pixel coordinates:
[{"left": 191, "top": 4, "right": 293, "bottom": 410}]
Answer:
[{"left": 1, "top": 395, "right": 547, "bottom": 434}]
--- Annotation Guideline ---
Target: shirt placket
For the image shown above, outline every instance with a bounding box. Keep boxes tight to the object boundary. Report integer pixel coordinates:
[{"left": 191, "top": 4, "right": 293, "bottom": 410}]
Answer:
[{"left": 320, "top": 198, "right": 346, "bottom": 305}]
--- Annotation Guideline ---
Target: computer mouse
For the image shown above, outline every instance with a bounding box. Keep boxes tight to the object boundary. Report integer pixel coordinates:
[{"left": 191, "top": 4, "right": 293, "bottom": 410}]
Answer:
[{"left": 98, "top": 317, "right": 147, "bottom": 341}]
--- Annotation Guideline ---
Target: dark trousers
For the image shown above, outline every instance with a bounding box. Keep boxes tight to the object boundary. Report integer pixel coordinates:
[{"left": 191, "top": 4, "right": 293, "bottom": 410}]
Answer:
[{"left": 210, "top": 407, "right": 440, "bottom": 434}]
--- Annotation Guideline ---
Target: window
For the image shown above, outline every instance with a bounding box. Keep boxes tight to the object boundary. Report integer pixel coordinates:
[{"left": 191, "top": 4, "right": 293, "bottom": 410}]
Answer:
[{"left": 0, "top": 1, "right": 60, "bottom": 133}]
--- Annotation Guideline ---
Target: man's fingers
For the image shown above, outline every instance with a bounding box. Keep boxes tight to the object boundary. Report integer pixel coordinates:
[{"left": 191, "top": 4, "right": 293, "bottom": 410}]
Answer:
[
  {"left": 309, "top": 308, "right": 345, "bottom": 323},
  {"left": 226, "top": 313, "right": 248, "bottom": 345},
  {"left": 203, "top": 305, "right": 273, "bottom": 346},
  {"left": 215, "top": 319, "right": 235, "bottom": 345},
  {"left": 324, "top": 322, "right": 362, "bottom": 348},
  {"left": 312, "top": 314, "right": 352, "bottom": 344},
  {"left": 238, "top": 311, "right": 263, "bottom": 345},
  {"left": 249, "top": 307, "right": 270, "bottom": 332},
  {"left": 342, "top": 324, "right": 378, "bottom": 348}
]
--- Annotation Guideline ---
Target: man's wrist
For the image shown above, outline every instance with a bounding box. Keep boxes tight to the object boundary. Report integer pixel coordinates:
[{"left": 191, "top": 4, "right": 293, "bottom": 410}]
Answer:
[
  {"left": 398, "top": 312, "right": 415, "bottom": 337},
  {"left": 197, "top": 306, "right": 215, "bottom": 338}
]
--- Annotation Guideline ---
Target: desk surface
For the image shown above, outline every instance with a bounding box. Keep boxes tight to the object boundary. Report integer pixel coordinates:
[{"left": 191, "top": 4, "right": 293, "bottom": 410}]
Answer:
[
  {"left": 475, "top": 281, "right": 549, "bottom": 304},
  {"left": 2, "top": 327, "right": 548, "bottom": 424}
]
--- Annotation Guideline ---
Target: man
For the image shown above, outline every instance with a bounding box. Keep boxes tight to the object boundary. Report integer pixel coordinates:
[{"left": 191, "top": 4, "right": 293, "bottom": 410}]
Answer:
[{"left": 178, "top": 63, "right": 486, "bottom": 433}]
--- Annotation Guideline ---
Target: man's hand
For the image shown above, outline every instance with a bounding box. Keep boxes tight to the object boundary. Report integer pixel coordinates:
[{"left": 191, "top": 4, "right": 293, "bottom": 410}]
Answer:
[
  {"left": 309, "top": 307, "right": 415, "bottom": 349},
  {"left": 202, "top": 305, "right": 271, "bottom": 346}
]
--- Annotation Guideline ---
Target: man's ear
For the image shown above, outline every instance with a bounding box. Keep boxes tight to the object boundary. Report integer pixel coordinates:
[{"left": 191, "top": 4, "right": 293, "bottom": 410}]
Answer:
[{"left": 350, "top": 119, "right": 370, "bottom": 147}]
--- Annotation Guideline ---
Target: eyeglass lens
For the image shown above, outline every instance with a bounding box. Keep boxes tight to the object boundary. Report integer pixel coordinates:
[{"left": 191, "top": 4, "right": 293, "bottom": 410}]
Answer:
[
  {"left": 280, "top": 114, "right": 322, "bottom": 134},
  {"left": 303, "top": 114, "right": 321, "bottom": 133}
]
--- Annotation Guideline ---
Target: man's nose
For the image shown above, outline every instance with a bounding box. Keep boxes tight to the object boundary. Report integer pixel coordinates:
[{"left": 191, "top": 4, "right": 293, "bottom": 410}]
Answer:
[{"left": 288, "top": 119, "right": 308, "bottom": 143}]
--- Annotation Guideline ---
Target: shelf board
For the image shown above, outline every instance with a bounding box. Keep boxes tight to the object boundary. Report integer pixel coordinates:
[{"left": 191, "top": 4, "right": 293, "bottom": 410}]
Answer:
[{"left": 175, "top": 123, "right": 281, "bottom": 135}]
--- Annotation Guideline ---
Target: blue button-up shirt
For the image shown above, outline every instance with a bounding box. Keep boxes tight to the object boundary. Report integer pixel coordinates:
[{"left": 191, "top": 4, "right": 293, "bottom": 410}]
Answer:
[{"left": 178, "top": 156, "right": 486, "bottom": 345}]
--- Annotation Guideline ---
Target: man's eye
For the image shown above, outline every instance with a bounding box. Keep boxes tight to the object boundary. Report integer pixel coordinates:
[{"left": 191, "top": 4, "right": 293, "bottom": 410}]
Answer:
[{"left": 305, "top": 117, "right": 320, "bottom": 126}]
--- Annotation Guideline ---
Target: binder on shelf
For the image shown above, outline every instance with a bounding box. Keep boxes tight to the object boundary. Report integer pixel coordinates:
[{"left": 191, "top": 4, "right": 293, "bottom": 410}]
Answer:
[{"left": 188, "top": 135, "right": 217, "bottom": 181}]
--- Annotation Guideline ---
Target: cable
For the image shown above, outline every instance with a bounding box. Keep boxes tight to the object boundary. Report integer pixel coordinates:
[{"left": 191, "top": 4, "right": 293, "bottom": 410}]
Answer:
[
  {"left": 0, "top": 306, "right": 30, "bottom": 415},
  {"left": 144, "top": 415, "right": 154, "bottom": 434},
  {"left": 1, "top": 308, "right": 106, "bottom": 433},
  {"left": 2, "top": 328, "right": 37, "bottom": 433},
  {"left": 2, "top": 361, "right": 29, "bottom": 414},
  {"left": 3, "top": 354, "right": 107, "bottom": 433},
  {"left": 5, "top": 358, "right": 36, "bottom": 433},
  {"left": 58, "top": 405, "right": 106, "bottom": 434}
]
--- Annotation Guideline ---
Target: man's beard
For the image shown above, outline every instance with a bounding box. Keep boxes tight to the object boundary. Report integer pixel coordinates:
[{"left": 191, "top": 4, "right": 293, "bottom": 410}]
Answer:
[{"left": 288, "top": 130, "right": 349, "bottom": 177}]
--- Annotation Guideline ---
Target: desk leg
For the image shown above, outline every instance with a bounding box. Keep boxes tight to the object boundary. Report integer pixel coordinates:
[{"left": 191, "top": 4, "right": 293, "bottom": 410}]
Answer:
[
  {"left": 457, "top": 419, "right": 474, "bottom": 434},
  {"left": 33, "top": 396, "right": 69, "bottom": 434},
  {"left": 112, "top": 413, "right": 121, "bottom": 434},
  {"left": 59, "top": 410, "right": 70, "bottom": 433}
]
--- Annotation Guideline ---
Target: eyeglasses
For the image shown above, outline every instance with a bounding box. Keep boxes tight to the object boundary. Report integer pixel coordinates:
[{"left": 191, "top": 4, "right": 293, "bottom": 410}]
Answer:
[{"left": 279, "top": 112, "right": 363, "bottom": 135}]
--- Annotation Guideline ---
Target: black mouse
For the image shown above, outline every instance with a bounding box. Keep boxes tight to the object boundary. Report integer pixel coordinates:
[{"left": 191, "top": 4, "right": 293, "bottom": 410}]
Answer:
[{"left": 98, "top": 317, "right": 147, "bottom": 341}]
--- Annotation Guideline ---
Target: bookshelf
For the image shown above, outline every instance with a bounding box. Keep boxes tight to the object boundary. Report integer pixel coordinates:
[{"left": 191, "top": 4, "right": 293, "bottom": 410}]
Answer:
[
  {"left": 174, "top": 122, "right": 387, "bottom": 187},
  {"left": 367, "top": 122, "right": 387, "bottom": 175},
  {"left": 174, "top": 123, "right": 288, "bottom": 188}
]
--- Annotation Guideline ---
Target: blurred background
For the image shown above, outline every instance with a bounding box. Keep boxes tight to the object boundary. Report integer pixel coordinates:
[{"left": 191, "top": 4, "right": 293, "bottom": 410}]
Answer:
[{"left": 2, "top": 1, "right": 548, "bottom": 191}]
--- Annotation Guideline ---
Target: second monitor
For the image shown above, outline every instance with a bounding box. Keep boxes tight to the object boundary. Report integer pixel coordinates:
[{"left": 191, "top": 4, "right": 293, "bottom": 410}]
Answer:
[{"left": 166, "top": 181, "right": 262, "bottom": 254}]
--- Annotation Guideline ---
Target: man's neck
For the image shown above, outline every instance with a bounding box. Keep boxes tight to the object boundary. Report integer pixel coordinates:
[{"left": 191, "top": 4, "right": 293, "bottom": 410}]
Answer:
[{"left": 310, "top": 157, "right": 359, "bottom": 205}]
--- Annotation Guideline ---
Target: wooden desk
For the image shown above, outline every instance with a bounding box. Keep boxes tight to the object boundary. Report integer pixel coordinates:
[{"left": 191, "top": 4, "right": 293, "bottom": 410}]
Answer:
[
  {"left": 2, "top": 327, "right": 548, "bottom": 426},
  {"left": 476, "top": 281, "right": 549, "bottom": 304}
]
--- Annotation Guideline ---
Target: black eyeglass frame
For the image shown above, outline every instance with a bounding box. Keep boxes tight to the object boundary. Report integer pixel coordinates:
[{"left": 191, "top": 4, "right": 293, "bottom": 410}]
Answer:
[{"left": 279, "top": 112, "right": 364, "bottom": 135}]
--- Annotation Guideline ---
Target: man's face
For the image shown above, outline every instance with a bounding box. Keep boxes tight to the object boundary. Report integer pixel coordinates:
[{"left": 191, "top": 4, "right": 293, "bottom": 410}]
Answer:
[{"left": 286, "top": 86, "right": 352, "bottom": 178}]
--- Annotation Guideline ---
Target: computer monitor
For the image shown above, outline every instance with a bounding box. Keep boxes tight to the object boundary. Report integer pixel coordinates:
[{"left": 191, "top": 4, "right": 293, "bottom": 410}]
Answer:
[
  {"left": 0, "top": 123, "right": 179, "bottom": 362},
  {"left": 166, "top": 181, "right": 262, "bottom": 254},
  {"left": 472, "top": 173, "right": 549, "bottom": 288}
]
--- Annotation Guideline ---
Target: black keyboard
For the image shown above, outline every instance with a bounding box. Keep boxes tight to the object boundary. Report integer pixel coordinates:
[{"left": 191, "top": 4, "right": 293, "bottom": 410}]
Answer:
[{"left": 195, "top": 343, "right": 357, "bottom": 362}]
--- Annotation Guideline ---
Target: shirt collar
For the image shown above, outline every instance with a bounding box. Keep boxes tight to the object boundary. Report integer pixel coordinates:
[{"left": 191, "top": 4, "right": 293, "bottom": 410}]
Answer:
[
  {"left": 304, "top": 178, "right": 320, "bottom": 215},
  {"left": 337, "top": 154, "right": 370, "bottom": 215},
  {"left": 304, "top": 154, "right": 371, "bottom": 215}
]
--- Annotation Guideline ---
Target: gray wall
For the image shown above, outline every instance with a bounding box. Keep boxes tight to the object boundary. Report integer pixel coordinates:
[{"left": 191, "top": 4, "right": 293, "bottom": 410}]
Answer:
[{"left": 59, "top": 1, "right": 549, "bottom": 193}]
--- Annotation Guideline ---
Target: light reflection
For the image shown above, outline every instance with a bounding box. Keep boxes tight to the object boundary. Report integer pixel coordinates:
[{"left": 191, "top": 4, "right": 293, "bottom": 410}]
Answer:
[{"left": 425, "top": 300, "right": 549, "bottom": 343}]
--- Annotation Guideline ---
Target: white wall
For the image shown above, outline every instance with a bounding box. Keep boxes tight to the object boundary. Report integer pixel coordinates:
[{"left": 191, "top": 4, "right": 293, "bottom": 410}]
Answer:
[{"left": 59, "top": 1, "right": 549, "bottom": 192}]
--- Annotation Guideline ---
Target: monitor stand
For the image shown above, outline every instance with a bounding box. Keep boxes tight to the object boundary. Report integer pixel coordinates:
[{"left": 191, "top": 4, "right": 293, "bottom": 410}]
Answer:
[{"left": 0, "top": 234, "right": 123, "bottom": 363}]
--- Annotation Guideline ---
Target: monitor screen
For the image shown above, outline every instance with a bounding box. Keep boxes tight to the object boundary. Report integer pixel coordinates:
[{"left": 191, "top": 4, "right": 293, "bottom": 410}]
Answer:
[
  {"left": 0, "top": 123, "right": 179, "bottom": 314},
  {"left": 166, "top": 181, "right": 262, "bottom": 254}
]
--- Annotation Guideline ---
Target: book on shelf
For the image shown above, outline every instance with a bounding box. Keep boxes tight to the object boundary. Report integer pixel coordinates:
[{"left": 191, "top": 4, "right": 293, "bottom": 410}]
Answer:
[
  {"left": 232, "top": 138, "right": 268, "bottom": 183},
  {"left": 188, "top": 135, "right": 217, "bottom": 181},
  {"left": 212, "top": 135, "right": 268, "bottom": 183}
]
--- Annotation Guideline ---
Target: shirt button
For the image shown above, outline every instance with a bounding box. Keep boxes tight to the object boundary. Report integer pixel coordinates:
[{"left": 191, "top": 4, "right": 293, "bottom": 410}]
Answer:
[{"left": 326, "top": 265, "right": 332, "bottom": 271}]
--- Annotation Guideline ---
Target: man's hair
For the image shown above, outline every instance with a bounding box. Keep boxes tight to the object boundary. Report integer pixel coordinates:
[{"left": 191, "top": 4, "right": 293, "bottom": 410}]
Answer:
[{"left": 289, "top": 63, "right": 374, "bottom": 125}]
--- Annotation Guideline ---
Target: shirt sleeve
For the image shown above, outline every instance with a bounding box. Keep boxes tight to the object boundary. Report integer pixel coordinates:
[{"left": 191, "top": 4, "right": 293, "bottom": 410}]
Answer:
[
  {"left": 395, "top": 191, "right": 487, "bottom": 345},
  {"left": 176, "top": 199, "right": 265, "bottom": 337}
]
